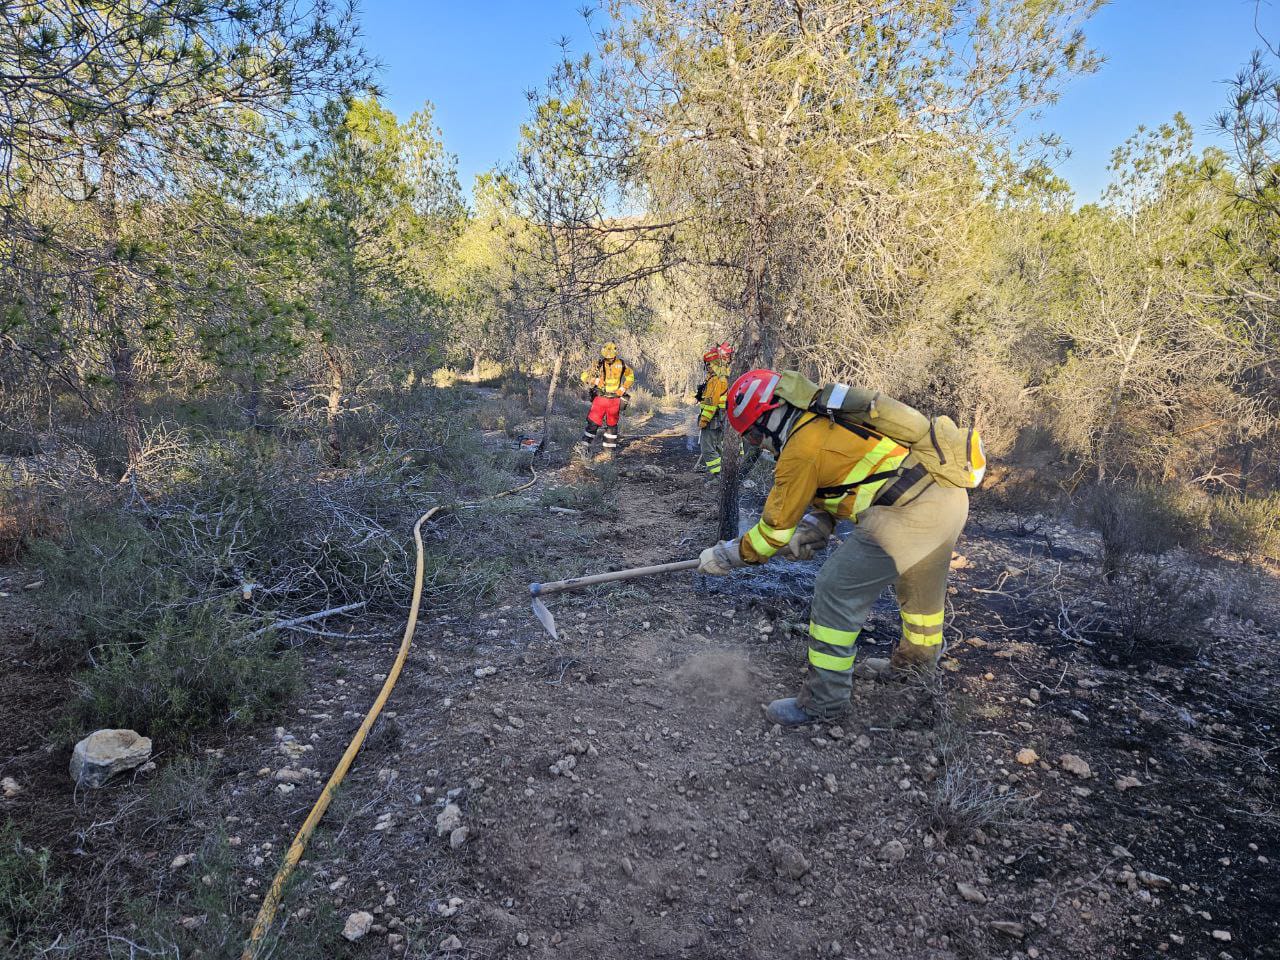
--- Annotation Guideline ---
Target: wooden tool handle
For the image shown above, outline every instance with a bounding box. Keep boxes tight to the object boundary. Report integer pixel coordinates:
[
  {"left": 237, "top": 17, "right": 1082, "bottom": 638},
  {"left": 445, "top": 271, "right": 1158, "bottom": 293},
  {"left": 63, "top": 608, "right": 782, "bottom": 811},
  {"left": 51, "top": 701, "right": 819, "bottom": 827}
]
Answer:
[{"left": 530, "top": 558, "right": 700, "bottom": 597}]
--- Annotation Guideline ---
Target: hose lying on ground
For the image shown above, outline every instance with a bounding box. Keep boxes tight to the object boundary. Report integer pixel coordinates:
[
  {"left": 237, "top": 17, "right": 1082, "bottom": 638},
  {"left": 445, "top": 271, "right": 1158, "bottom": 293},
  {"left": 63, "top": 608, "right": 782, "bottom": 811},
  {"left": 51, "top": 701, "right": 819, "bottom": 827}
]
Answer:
[{"left": 242, "top": 468, "right": 537, "bottom": 959}]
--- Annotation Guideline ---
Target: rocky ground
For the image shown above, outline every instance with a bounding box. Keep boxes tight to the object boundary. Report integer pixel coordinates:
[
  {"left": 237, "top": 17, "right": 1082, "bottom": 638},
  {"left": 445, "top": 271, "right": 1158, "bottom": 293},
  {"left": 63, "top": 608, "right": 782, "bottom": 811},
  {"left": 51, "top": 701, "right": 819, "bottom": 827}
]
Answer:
[{"left": 1, "top": 412, "right": 1278, "bottom": 959}]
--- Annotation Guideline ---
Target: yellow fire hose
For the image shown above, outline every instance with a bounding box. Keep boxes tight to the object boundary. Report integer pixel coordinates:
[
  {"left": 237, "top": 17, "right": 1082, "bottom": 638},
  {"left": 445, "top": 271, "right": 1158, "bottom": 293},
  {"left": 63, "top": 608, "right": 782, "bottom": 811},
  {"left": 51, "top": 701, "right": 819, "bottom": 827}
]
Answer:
[{"left": 242, "top": 468, "right": 536, "bottom": 959}]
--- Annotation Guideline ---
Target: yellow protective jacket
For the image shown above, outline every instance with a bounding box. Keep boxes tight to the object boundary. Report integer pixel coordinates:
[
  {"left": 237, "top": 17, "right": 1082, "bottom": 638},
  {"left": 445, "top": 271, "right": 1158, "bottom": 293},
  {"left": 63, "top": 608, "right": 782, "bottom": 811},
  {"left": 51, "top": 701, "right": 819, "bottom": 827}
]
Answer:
[
  {"left": 740, "top": 413, "right": 912, "bottom": 564},
  {"left": 697, "top": 364, "right": 729, "bottom": 427},
  {"left": 581, "top": 357, "right": 635, "bottom": 395}
]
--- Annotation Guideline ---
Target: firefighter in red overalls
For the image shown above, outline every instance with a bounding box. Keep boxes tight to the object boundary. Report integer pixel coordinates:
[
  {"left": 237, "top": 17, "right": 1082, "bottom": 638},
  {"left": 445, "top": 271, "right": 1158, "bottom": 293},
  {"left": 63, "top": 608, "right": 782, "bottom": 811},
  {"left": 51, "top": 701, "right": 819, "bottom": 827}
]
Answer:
[{"left": 575, "top": 342, "right": 635, "bottom": 459}]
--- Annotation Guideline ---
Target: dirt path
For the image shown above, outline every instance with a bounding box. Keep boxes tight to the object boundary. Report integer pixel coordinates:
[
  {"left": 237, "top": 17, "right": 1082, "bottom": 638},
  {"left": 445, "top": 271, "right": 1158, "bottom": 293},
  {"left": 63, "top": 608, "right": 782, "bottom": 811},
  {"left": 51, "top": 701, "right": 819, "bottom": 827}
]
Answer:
[{"left": 375, "top": 421, "right": 1280, "bottom": 960}]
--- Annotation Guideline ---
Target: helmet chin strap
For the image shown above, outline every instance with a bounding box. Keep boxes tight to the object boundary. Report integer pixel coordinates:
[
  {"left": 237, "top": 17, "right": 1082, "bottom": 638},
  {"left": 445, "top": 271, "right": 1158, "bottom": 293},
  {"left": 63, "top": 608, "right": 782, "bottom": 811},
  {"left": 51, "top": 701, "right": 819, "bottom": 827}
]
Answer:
[{"left": 757, "top": 404, "right": 800, "bottom": 456}]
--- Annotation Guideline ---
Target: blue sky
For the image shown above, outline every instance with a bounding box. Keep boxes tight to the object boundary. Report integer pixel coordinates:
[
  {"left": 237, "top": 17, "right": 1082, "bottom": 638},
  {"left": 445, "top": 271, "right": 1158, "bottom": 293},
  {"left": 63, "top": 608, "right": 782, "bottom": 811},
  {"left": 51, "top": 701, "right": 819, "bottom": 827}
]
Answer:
[{"left": 358, "top": 0, "right": 1277, "bottom": 204}]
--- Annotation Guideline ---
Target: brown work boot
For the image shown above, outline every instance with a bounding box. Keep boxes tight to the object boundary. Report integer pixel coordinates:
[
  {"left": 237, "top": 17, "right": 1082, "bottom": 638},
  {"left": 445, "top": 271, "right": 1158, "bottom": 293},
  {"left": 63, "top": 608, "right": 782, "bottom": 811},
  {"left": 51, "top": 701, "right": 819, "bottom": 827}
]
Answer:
[
  {"left": 855, "top": 655, "right": 936, "bottom": 683},
  {"left": 854, "top": 657, "right": 893, "bottom": 680}
]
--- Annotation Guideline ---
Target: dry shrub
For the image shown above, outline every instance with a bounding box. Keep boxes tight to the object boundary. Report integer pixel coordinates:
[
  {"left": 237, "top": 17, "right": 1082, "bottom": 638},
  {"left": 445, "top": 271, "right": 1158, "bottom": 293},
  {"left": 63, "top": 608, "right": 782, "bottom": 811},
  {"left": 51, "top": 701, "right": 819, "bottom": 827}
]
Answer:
[
  {"left": 0, "top": 484, "right": 60, "bottom": 562},
  {"left": 1100, "top": 557, "right": 1217, "bottom": 661},
  {"left": 1080, "top": 483, "right": 1208, "bottom": 575},
  {"left": 929, "top": 756, "right": 1028, "bottom": 842},
  {"left": 623, "top": 385, "right": 661, "bottom": 418},
  {"left": 929, "top": 692, "right": 1028, "bottom": 844},
  {"left": 431, "top": 366, "right": 462, "bottom": 388}
]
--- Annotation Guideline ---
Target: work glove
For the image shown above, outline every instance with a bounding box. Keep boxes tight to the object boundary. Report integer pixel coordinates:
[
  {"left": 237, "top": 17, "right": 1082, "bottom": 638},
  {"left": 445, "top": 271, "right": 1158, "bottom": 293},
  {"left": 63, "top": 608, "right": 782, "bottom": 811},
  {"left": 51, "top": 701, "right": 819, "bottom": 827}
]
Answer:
[
  {"left": 698, "top": 539, "right": 747, "bottom": 576},
  {"left": 698, "top": 415, "right": 711, "bottom": 429},
  {"left": 783, "top": 511, "right": 836, "bottom": 561}
]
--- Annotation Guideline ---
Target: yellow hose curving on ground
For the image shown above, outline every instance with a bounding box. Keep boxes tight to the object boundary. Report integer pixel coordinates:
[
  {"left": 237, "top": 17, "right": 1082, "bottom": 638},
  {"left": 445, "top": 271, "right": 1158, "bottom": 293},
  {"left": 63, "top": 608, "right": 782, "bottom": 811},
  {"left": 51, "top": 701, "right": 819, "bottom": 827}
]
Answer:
[{"left": 243, "top": 467, "right": 536, "bottom": 959}]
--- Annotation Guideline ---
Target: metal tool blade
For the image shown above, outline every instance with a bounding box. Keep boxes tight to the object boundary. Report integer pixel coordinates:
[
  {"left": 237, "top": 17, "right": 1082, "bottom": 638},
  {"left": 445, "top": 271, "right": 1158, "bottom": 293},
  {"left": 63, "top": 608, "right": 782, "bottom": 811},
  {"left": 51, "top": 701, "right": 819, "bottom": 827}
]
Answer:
[{"left": 530, "top": 595, "right": 558, "bottom": 641}]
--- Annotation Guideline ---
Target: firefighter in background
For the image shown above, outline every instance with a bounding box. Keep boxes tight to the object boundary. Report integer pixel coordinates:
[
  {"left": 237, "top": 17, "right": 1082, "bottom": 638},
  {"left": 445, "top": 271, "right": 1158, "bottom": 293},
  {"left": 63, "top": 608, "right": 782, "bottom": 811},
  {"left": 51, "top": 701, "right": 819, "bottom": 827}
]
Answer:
[
  {"left": 698, "top": 369, "right": 984, "bottom": 726},
  {"left": 576, "top": 342, "right": 635, "bottom": 458},
  {"left": 695, "top": 342, "right": 733, "bottom": 475}
]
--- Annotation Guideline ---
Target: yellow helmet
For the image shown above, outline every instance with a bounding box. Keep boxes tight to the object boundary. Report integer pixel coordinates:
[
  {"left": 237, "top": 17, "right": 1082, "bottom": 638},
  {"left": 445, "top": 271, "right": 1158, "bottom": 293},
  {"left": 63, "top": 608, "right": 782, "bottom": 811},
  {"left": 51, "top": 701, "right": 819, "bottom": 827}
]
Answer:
[{"left": 600, "top": 342, "right": 618, "bottom": 359}]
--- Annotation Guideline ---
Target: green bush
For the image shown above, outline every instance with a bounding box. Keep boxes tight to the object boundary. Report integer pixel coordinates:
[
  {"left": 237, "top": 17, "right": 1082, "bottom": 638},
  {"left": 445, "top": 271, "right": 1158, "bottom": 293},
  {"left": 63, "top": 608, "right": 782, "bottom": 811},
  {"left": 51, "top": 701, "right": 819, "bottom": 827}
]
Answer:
[
  {"left": 27, "top": 508, "right": 178, "bottom": 660},
  {"left": 69, "top": 600, "right": 298, "bottom": 742},
  {"left": 0, "top": 821, "right": 65, "bottom": 955},
  {"left": 540, "top": 464, "right": 619, "bottom": 519},
  {"left": 1208, "top": 493, "right": 1280, "bottom": 560}
]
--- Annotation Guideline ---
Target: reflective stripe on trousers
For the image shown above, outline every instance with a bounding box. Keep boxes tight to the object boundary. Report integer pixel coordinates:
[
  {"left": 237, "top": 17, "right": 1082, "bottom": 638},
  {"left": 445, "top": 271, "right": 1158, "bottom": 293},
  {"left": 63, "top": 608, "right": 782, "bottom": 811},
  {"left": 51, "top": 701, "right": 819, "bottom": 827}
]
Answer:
[
  {"left": 807, "top": 620, "right": 859, "bottom": 673},
  {"left": 901, "top": 608, "right": 944, "bottom": 647}
]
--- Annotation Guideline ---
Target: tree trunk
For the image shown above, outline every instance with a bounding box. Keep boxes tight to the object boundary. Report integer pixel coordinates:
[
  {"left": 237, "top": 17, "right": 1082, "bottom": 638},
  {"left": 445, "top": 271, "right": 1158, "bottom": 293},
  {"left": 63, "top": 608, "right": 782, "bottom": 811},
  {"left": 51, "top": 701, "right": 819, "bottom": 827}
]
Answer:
[
  {"left": 717, "top": 191, "right": 771, "bottom": 541},
  {"left": 1239, "top": 441, "right": 1254, "bottom": 499},
  {"left": 541, "top": 350, "right": 565, "bottom": 448},
  {"left": 324, "top": 346, "right": 344, "bottom": 465},
  {"left": 109, "top": 337, "right": 142, "bottom": 475},
  {"left": 95, "top": 154, "right": 143, "bottom": 479},
  {"left": 1095, "top": 327, "right": 1143, "bottom": 483}
]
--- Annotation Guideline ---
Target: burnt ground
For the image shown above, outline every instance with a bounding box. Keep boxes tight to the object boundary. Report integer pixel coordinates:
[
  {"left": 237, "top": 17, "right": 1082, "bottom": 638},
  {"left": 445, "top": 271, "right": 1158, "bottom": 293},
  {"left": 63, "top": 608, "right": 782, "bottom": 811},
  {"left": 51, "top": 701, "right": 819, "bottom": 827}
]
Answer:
[{"left": 1, "top": 412, "right": 1278, "bottom": 959}]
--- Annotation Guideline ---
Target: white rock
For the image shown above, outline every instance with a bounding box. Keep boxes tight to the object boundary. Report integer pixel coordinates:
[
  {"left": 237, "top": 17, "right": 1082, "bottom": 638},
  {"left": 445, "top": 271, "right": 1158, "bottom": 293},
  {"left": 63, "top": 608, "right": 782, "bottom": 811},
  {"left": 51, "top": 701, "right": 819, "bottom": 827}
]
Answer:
[
  {"left": 449, "top": 826, "right": 470, "bottom": 849},
  {"left": 69, "top": 729, "right": 153, "bottom": 788},
  {"left": 1, "top": 776, "right": 21, "bottom": 797},
  {"left": 440, "top": 934, "right": 463, "bottom": 951},
  {"left": 990, "top": 920, "right": 1025, "bottom": 939},
  {"left": 877, "top": 839, "right": 907, "bottom": 864},
  {"left": 956, "top": 881, "right": 987, "bottom": 904},
  {"left": 170, "top": 853, "right": 195, "bottom": 870},
  {"left": 1016, "top": 748, "right": 1039, "bottom": 765},
  {"left": 435, "top": 803, "right": 463, "bottom": 837},
  {"left": 1211, "top": 930, "right": 1231, "bottom": 942},
  {"left": 342, "top": 911, "right": 374, "bottom": 941},
  {"left": 1059, "top": 753, "right": 1091, "bottom": 778},
  {"left": 435, "top": 896, "right": 463, "bottom": 918}
]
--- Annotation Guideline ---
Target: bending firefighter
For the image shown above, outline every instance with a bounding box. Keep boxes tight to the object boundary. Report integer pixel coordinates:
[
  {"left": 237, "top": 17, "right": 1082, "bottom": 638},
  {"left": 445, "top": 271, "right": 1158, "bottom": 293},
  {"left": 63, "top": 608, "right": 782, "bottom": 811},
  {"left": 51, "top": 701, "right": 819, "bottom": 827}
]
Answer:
[
  {"left": 576, "top": 342, "right": 635, "bottom": 458},
  {"left": 698, "top": 369, "right": 986, "bottom": 726},
  {"left": 695, "top": 343, "right": 733, "bottom": 475}
]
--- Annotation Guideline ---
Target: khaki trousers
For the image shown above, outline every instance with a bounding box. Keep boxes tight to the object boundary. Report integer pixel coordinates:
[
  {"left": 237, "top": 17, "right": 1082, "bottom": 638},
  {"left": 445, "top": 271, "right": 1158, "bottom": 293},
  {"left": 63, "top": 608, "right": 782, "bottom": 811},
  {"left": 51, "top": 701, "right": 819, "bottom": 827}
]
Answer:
[{"left": 796, "top": 483, "right": 969, "bottom": 719}]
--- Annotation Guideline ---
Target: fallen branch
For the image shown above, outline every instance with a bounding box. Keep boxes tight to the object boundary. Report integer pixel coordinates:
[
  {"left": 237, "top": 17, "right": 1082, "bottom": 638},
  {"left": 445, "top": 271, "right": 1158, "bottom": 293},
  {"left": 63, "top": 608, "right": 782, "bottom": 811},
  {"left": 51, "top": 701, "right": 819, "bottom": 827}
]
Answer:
[{"left": 247, "top": 601, "right": 368, "bottom": 639}]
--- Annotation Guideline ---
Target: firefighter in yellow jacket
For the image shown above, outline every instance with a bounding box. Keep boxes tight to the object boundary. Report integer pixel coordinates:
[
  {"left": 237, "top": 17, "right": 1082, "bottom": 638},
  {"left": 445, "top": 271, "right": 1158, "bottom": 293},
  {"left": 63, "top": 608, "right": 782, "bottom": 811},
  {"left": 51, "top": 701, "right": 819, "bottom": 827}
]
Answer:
[
  {"left": 695, "top": 343, "right": 732, "bottom": 475},
  {"left": 697, "top": 369, "right": 975, "bottom": 726},
  {"left": 576, "top": 342, "right": 635, "bottom": 458}
]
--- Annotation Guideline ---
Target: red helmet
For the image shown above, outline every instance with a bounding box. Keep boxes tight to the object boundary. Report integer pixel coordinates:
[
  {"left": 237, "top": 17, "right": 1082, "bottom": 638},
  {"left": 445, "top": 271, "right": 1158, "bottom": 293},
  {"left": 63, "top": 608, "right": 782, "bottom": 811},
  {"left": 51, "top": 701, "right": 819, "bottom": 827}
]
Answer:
[
  {"left": 702, "top": 342, "right": 734, "bottom": 364},
  {"left": 726, "top": 368, "right": 782, "bottom": 434}
]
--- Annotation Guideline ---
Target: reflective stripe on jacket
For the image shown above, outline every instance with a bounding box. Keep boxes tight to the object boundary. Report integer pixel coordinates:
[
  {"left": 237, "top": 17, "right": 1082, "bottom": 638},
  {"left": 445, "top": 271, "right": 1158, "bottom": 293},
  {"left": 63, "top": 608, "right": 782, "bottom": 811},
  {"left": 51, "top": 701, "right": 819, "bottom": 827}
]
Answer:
[
  {"left": 698, "top": 371, "right": 729, "bottom": 422},
  {"left": 740, "top": 413, "right": 909, "bottom": 563},
  {"left": 581, "top": 358, "right": 635, "bottom": 394}
]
